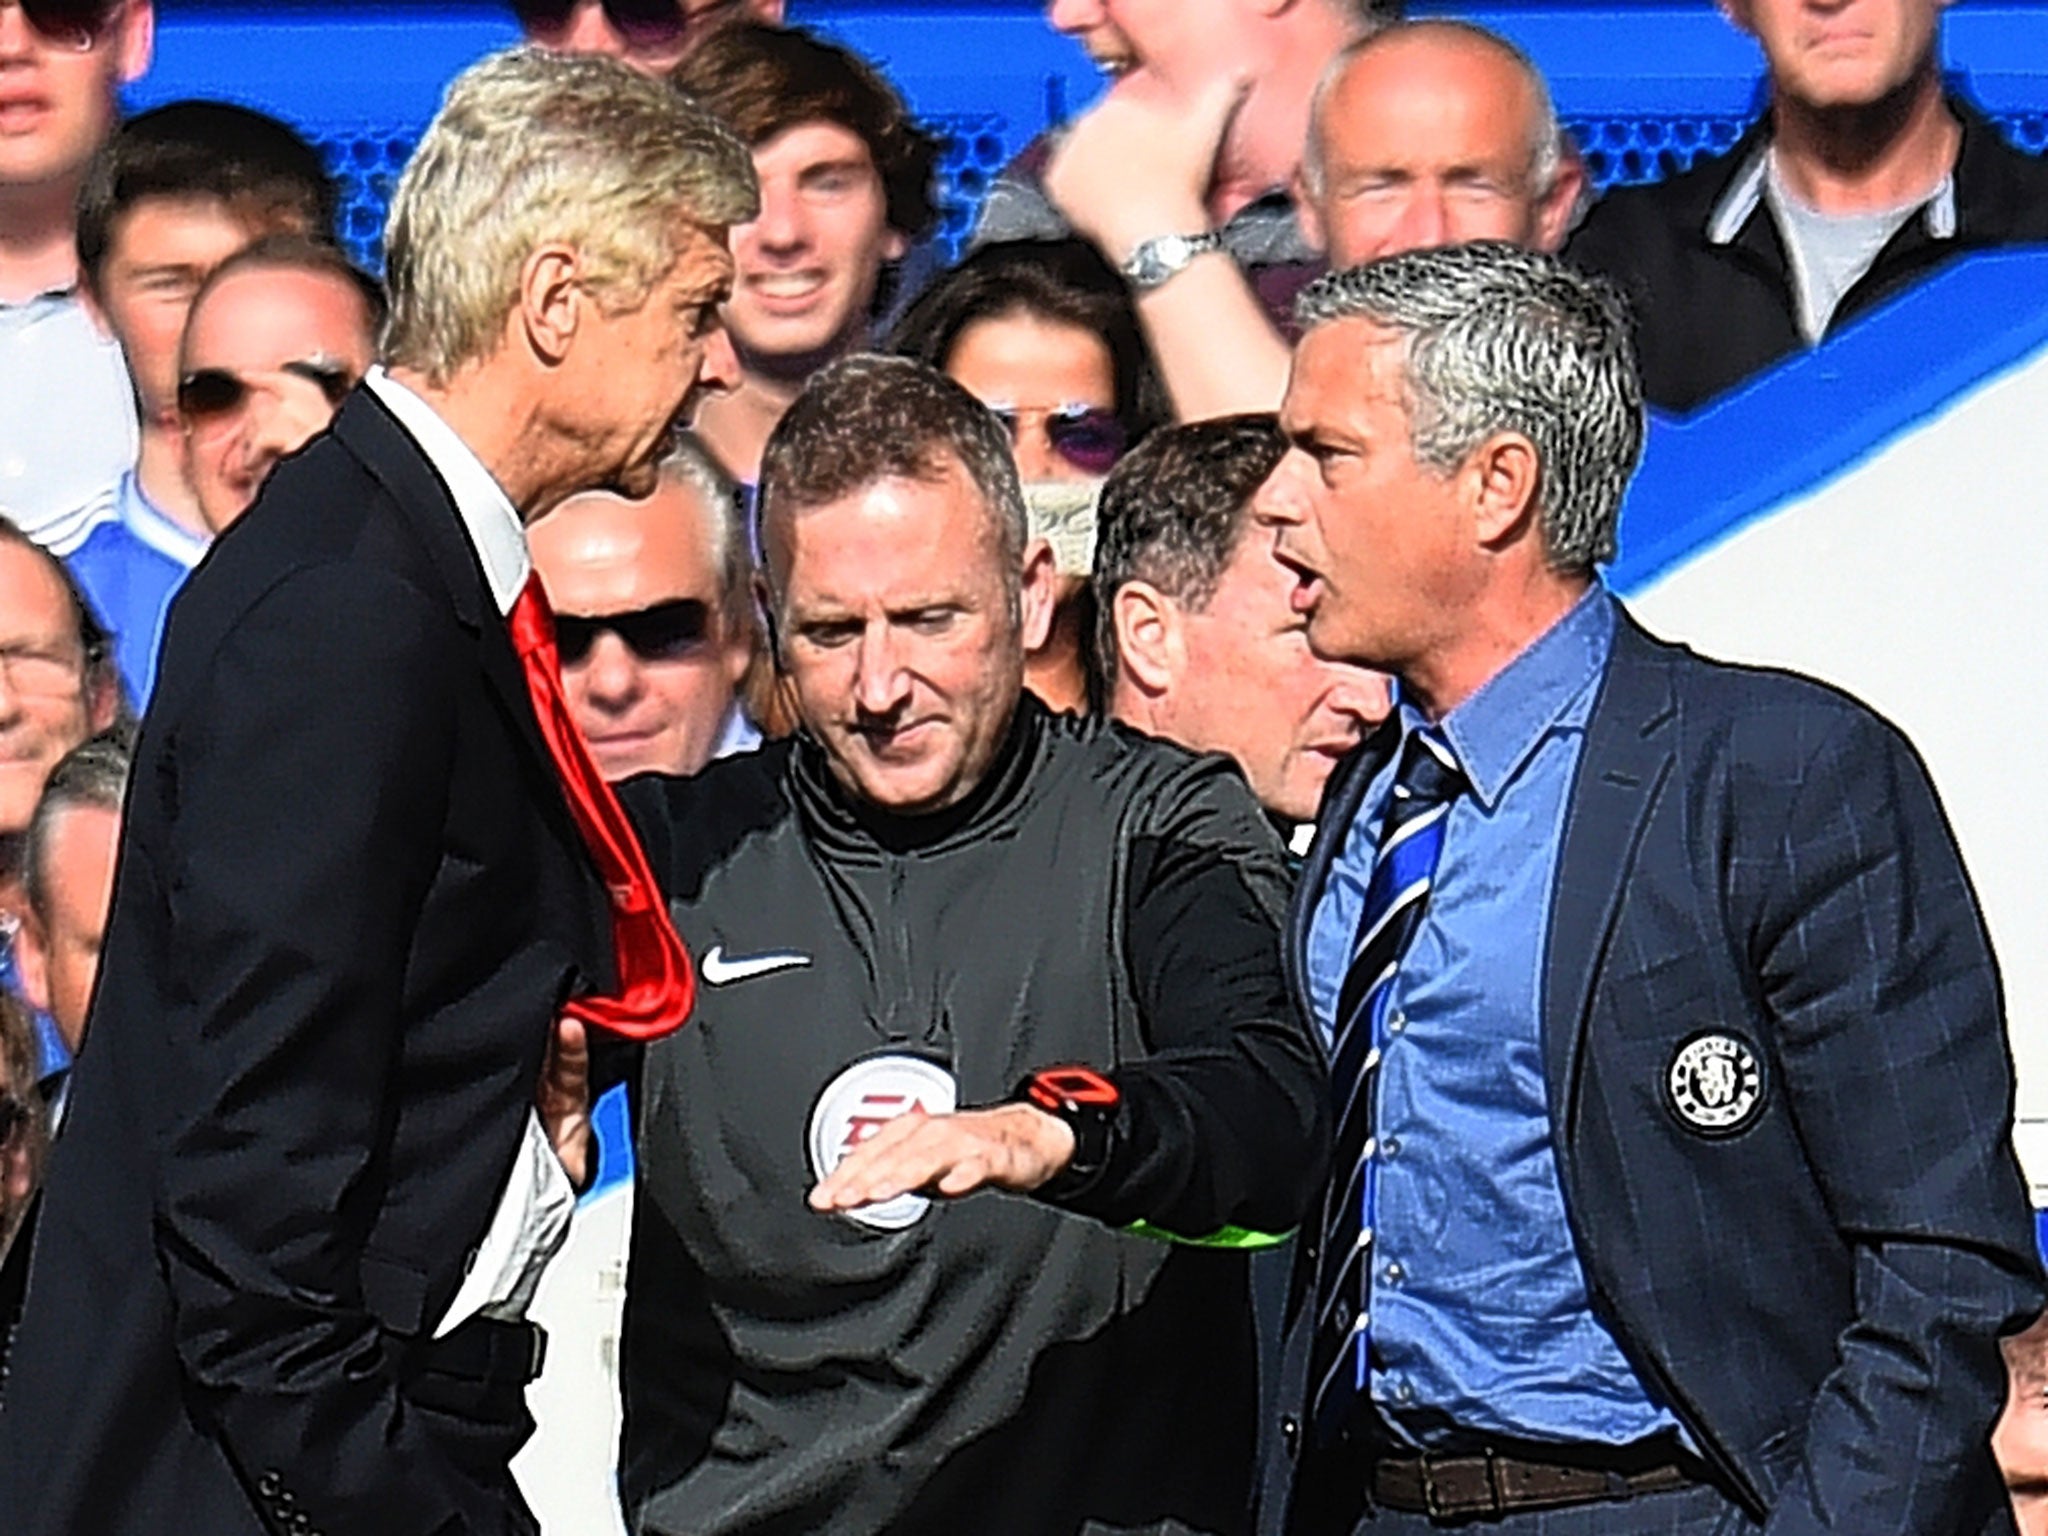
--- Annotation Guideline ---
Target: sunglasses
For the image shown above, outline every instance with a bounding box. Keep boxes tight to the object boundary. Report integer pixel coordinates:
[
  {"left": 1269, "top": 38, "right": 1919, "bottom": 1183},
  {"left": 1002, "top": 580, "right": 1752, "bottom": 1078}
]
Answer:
[
  {"left": 178, "top": 360, "right": 358, "bottom": 427},
  {"left": 986, "top": 404, "right": 1128, "bottom": 479},
  {"left": 510, "top": 0, "right": 742, "bottom": 50},
  {"left": 555, "top": 599, "right": 712, "bottom": 667},
  {"left": 4, "top": 0, "right": 121, "bottom": 51}
]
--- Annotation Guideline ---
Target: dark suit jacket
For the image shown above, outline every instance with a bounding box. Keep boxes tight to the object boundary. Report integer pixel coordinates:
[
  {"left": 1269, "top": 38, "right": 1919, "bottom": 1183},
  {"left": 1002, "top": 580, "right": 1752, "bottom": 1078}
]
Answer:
[
  {"left": 0, "top": 391, "right": 612, "bottom": 1536},
  {"left": 1262, "top": 609, "right": 2045, "bottom": 1535}
]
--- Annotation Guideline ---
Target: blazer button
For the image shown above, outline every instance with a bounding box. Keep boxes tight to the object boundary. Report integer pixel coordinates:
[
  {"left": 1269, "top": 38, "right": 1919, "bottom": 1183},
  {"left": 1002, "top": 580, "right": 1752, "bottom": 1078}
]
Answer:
[
  {"left": 1281, "top": 1414, "right": 1301, "bottom": 1457},
  {"left": 258, "top": 1472, "right": 282, "bottom": 1498}
]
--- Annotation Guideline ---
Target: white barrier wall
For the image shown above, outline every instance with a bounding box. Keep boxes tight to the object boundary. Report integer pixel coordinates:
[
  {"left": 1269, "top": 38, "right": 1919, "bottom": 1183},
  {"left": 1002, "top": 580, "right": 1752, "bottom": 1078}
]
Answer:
[{"left": 514, "top": 1183, "right": 632, "bottom": 1536}]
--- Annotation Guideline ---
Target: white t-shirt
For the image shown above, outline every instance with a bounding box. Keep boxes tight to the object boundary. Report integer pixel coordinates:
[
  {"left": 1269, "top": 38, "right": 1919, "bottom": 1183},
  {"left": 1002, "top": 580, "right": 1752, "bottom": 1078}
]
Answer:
[
  {"left": 1764, "top": 155, "right": 1936, "bottom": 343},
  {"left": 0, "top": 287, "right": 136, "bottom": 550}
]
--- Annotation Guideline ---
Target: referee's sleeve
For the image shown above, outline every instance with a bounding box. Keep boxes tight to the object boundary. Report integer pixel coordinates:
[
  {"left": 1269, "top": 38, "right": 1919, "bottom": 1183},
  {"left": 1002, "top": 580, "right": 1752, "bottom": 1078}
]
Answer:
[{"left": 1034, "top": 756, "right": 1330, "bottom": 1238}]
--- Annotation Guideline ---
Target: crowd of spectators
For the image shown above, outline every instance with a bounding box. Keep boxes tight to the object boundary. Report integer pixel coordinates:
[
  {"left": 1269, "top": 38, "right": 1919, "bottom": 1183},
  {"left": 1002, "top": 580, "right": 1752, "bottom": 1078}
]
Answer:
[{"left": 0, "top": 0, "right": 2045, "bottom": 1533}]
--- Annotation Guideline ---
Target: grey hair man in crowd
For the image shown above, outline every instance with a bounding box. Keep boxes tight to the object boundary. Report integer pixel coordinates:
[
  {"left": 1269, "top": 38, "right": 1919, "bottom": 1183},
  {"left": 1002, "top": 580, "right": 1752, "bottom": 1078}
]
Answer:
[
  {"left": 0, "top": 521, "right": 120, "bottom": 869},
  {"left": 610, "top": 354, "right": 1326, "bottom": 1535},
  {"left": 529, "top": 436, "right": 759, "bottom": 780},
  {"left": 1255, "top": 242, "right": 2041, "bottom": 1534},
  {"left": 1298, "top": 20, "right": 1582, "bottom": 269},
  {"left": 0, "top": 47, "right": 752, "bottom": 1536}
]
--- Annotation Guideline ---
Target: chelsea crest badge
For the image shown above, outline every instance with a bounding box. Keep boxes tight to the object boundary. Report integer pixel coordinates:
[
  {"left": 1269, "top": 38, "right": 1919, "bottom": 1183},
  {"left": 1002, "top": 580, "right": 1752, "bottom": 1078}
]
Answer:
[{"left": 1664, "top": 1031, "right": 1765, "bottom": 1137}]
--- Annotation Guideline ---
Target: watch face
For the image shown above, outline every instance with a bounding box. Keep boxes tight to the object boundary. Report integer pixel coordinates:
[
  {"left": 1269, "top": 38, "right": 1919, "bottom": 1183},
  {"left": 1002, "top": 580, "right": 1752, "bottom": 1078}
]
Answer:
[
  {"left": 1026, "top": 1067, "right": 1120, "bottom": 1115},
  {"left": 1126, "top": 232, "right": 1218, "bottom": 289}
]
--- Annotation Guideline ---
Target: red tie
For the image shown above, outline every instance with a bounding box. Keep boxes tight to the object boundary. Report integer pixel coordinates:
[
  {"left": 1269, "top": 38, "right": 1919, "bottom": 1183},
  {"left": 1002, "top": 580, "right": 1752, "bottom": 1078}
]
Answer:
[{"left": 508, "top": 573, "right": 695, "bottom": 1041}]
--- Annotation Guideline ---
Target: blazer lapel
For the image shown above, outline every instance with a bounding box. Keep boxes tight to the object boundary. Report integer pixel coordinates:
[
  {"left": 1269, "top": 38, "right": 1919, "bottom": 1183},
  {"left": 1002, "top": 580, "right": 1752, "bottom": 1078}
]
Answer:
[
  {"left": 1541, "top": 614, "right": 1678, "bottom": 1141},
  {"left": 1287, "top": 715, "right": 1399, "bottom": 1056},
  {"left": 331, "top": 390, "right": 563, "bottom": 807}
]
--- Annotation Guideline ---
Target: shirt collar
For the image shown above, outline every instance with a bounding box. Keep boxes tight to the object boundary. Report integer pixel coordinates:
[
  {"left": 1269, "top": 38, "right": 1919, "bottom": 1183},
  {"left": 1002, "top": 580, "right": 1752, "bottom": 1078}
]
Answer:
[
  {"left": 1404, "top": 585, "right": 1615, "bottom": 812},
  {"left": 0, "top": 279, "right": 81, "bottom": 312},
  {"left": 118, "top": 471, "right": 209, "bottom": 570},
  {"left": 1707, "top": 142, "right": 1773, "bottom": 247},
  {"left": 1709, "top": 133, "right": 1957, "bottom": 246},
  {"left": 363, "top": 366, "right": 529, "bottom": 617}
]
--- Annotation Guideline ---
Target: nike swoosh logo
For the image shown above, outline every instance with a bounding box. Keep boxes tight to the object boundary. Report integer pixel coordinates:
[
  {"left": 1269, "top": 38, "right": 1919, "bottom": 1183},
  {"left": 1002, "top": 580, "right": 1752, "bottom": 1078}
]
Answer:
[{"left": 700, "top": 945, "right": 812, "bottom": 986}]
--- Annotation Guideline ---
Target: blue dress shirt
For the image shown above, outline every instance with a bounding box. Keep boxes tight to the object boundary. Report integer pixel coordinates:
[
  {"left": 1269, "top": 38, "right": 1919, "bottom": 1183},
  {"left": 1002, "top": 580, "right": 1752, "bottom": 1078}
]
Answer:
[
  {"left": 65, "top": 471, "right": 198, "bottom": 707},
  {"left": 1306, "top": 585, "right": 1680, "bottom": 1448}
]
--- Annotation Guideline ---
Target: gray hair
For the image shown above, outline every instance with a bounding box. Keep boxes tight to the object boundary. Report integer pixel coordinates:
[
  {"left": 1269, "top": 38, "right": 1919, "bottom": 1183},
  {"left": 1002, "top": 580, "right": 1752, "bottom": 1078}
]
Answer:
[
  {"left": 658, "top": 433, "right": 752, "bottom": 630},
  {"left": 23, "top": 731, "right": 131, "bottom": 923},
  {"left": 758, "top": 354, "right": 1029, "bottom": 621},
  {"left": 1296, "top": 243, "right": 1641, "bottom": 570},
  {"left": 1303, "top": 19, "right": 1562, "bottom": 203},
  {"left": 384, "top": 46, "right": 758, "bottom": 384}
]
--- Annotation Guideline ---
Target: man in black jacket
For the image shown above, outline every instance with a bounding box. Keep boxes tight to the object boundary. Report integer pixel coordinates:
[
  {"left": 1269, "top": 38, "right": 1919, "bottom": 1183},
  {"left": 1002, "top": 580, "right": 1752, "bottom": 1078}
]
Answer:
[
  {"left": 618, "top": 354, "right": 1328, "bottom": 1536},
  {"left": 1568, "top": 0, "right": 2048, "bottom": 415},
  {"left": 0, "top": 49, "right": 754, "bottom": 1536}
]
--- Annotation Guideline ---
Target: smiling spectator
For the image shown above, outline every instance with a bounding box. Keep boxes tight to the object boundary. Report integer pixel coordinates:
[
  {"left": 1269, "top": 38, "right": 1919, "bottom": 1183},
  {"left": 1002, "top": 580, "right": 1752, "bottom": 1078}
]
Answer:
[{"left": 673, "top": 23, "right": 937, "bottom": 488}]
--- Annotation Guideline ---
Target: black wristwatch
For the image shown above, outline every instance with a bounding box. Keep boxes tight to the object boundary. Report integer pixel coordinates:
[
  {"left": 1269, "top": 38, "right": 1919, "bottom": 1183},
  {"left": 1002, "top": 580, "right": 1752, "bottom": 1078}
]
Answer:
[{"left": 1013, "top": 1065, "right": 1121, "bottom": 1181}]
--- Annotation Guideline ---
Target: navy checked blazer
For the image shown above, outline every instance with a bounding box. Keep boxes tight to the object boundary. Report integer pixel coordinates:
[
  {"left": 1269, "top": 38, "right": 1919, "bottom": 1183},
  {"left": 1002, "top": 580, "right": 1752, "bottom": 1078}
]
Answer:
[{"left": 1261, "top": 607, "right": 2045, "bottom": 1535}]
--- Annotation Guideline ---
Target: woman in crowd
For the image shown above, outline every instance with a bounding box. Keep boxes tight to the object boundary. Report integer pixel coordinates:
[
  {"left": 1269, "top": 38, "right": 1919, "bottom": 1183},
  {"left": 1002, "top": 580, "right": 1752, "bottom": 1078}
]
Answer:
[{"left": 889, "top": 238, "right": 1167, "bottom": 714}]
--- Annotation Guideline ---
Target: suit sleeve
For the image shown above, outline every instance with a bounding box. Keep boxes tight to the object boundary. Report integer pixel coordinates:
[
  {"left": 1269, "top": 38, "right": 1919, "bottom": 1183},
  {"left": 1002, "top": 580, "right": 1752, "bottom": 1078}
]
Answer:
[
  {"left": 1749, "top": 705, "right": 2045, "bottom": 1535},
  {"left": 150, "top": 565, "right": 524, "bottom": 1536},
  {"left": 1036, "top": 757, "right": 1330, "bottom": 1239}
]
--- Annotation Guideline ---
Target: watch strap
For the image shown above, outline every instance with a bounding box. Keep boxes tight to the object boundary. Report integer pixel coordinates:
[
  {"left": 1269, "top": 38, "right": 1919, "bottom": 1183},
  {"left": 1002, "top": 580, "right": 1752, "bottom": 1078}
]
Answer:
[{"left": 1014, "top": 1065, "right": 1120, "bottom": 1180}]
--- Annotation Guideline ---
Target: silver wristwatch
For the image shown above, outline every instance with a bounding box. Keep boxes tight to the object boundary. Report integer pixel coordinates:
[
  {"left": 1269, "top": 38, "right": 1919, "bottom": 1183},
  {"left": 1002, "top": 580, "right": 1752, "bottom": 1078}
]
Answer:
[{"left": 1120, "top": 231, "right": 1226, "bottom": 292}]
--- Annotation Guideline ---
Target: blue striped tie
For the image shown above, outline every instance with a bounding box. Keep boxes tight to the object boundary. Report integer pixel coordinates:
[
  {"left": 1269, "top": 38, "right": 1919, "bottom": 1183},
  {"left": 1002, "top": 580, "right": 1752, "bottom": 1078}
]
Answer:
[{"left": 1308, "top": 726, "right": 1464, "bottom": 1442}]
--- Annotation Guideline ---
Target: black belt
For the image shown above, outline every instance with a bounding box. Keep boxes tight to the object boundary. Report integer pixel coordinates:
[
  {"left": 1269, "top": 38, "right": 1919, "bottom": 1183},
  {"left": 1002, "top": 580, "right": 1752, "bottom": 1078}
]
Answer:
[{"left": 1372, "top": 1444, "right": 1698, "bottom": 1521}]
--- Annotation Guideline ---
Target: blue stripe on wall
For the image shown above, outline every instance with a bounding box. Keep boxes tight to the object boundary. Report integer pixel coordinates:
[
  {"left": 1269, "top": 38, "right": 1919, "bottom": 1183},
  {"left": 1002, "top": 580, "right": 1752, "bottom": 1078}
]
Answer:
[{"left": 1610, "top": 247, "right": 2048, "bottom": 595}]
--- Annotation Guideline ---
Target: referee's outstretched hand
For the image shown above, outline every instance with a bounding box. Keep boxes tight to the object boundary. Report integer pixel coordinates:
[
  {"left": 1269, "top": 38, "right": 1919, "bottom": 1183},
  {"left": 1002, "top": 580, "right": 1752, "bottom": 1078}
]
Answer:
[{"left": 809, "top": 1104, "right": 1077, "bottom": 1215}]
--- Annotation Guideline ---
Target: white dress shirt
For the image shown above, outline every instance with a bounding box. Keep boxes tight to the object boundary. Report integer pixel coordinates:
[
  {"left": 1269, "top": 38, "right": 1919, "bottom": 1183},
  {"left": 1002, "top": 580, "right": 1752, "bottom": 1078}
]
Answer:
[{"left": 362, "top": 366, "right": 578, "bottom": 1337}]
